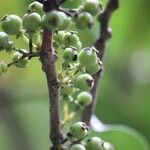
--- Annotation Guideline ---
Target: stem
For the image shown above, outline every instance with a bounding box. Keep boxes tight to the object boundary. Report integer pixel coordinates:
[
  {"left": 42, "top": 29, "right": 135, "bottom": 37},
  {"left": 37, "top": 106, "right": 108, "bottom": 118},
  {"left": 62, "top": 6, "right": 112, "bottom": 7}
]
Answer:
[
  {"left": 20, "top": 34, "right": 36, "bottom": 49},
  {"left": 82, "top": 0, "right": 119, "bottom": 125},
  {"left": 40, "top": 1, "right": 64, "bottom": 149},
  {"left": 40, "top": 29, "right": 63, "bottom": 149}
]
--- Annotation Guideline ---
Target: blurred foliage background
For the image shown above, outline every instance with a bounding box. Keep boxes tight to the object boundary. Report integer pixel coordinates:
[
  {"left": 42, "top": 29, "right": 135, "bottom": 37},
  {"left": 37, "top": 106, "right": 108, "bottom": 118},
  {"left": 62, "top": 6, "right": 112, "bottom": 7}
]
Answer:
[{"left": 0, "top": 0, "right": 150, "bottom": 150}]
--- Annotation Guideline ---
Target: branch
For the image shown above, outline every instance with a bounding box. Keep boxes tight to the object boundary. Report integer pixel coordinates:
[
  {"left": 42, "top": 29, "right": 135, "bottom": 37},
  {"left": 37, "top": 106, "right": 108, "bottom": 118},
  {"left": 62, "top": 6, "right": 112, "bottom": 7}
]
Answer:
[
  {"left": 82, "top": 0, "right": 119, "bottom": 125},
  {"left": 40, "top": 1, "right": 63, "bottom": 149},
  {"left": 7, "top": 50, "right": 39, "bottom": 68}
]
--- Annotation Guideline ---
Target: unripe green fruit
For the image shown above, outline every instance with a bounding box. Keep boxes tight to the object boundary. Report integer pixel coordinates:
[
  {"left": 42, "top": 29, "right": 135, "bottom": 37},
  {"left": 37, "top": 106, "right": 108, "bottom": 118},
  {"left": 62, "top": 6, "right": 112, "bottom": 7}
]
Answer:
[
  {"left": 23, "top": 12, "right": 41, "bottom": 33},
  {"left": 70, "top": 144, "right": 86, "bottom": 150},
  {"left": 53, "top": 31, "right": 65, "bottom": 44},
  {"left": 77, "top": 92, "right": 92, "bottom": 106},
  {"left": 70, "top": 122, "right": 89, "bottom": 140},
  {"left": 85, "top": 137, "right": 103, "bottom": 150},
  {"left": 75, "top": 73, "right": 94, "bottom": 91},
  {"left": 58, "top": 12, "right": 71, "bottom": 30},
  {"left": 64, "top": 32, "right": 79, "bottom": 47},
  {"left": 28, "top": 2, "right": 44, "bottom": 16},
  {"left": 43, "top": 11, "right": 63, "bottom": 31},
  {"left": 85, "top": 62, "right": 100, "bottom": 75},
  {"left": 12, "top": 51, "right": 28, "bottom": 68},
  {"left": 75, "top": 12, "right": 93, "bottom": 29},
  {"left": 103, "top": 142, "right": 114, "bottom": 150},
  {"left": 0, "top": 61, "right": 8, "bottom": 76},
  {"left": 1, "top": 15, "right": 22, "bottom": 35},
  {"left": 63, "top": 47, "right": 78, "bottom": 62},
  {"left": 83, "top": 0, "right": 102, "bottom": 16},
  {"left": 0, "top": 32, "right": 12, "bottom": 51},
  {"left": 78, "top": 47, "right": 98, "bottom": 67},
  {"left": 61, "top": 84, "right": 75, "bottom": 96}
]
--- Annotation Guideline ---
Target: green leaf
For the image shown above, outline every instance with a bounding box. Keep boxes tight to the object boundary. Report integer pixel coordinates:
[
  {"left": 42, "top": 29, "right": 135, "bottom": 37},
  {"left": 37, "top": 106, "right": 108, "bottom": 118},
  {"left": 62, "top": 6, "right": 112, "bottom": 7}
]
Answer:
[{"left": 91, "top": 125, "right": 150, "bottom": 150}]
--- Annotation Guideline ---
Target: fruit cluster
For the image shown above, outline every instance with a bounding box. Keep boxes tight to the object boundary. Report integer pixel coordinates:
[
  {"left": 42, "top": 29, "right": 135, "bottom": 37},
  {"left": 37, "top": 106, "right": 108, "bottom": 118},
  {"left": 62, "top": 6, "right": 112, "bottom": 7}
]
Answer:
[
  {"left": 0, "top": 0, "right": 114, "bottom": 149},
  {"left": 63, "top": 121, "right": 114, "bottom": 150}
]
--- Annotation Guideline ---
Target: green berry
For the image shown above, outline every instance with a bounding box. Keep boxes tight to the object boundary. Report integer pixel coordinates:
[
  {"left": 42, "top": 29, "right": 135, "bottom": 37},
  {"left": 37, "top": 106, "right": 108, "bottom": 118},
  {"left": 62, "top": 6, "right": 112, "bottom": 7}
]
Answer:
[
  {"left": 0, "top": 32, "right": 9, "bottom": 50},
  {"left": 12, "top": 50, "right": 28, "bottom": 68},
  {"left": 103, "top": 142, "right": 114, "bottom": 150},
  {"left": 70, "top": 144, "right": 86, "bottom": 150},
  {"left": 61, "top": 84, "right": 75, "bottom": 96},
  {"left": 85, "top": 137, "right": 103, "bottom": 150},
  {"left": 83, "top": 0, "right": 102, "bottom": 16},
  {"left": 0, "top": 61, "right": 8, "bottom": 76},
  {"left": 53, "top": 31, "right": 65, "bottom": 44},
  {"left": 63, "top": 47, "right": 78, "bottom": 62},
  {"left": 78, "top": 47, "right": 98, "bottom": 67},
  {"left": 0, "top": 32, "right": 13, "bottom": 51},
  {"left": 23, "top": 12, "right": 41, "bottom": 33},
  {"left": 77, "top": 92, "right": 92, "bottom": 106},
  {"left": 1, "top": 14, "right": 22, "bottom": 35},
  {"left": 69, "top": 122, "right": 89, "bottom": 140},
  {"left": 75, "top": 73, "right": 94, "bottom": 91},
  {"left": 64, "top": 32, "right": 79, "bottom": 47},
  {"left": 58, "top": 12, "right": 71, "bottom": 30},
  {"left": 75, "top": 12, "right": 93, "bottom": 29},
  {"left": 85, "top": 62, "right": 100, "bottom": 75},
  {"left": 28, "top": 2, "right": 44, "bottom": 16},
  {"left": 43, "top": 11, "right": 63, "bottom": 31}
]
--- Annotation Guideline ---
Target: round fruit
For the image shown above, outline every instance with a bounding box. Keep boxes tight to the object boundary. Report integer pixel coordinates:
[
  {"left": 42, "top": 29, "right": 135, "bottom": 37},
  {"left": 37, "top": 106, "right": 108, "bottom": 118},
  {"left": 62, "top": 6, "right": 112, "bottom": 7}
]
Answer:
[
  {"left": 63, "top": 47, "right": 78, "bottom": 62},
  {"left": 43, "top": 11, "right": 63, "bottom": 31},
  {"left": 77, "top": 92, "right": 92, "bottom": 106},
  {"left": 61, "top": 84, "right": 75, "bottom": 96},
  {"left": 78, "top": 47, "right": 98, "bottom": 67},
  {"left": 103, "top": 142, "right": 114, "bottom": 150},
  {"left": 83, "top": 0, "right": 102, "bottom": 16},
  {"left": 1, "top": 14, "right": 22, "bottom": 35},
  {"left": 64, "top": 32, "right": 79, "bottom": 48},
  {"left": 53, "top": 31, "right": 65, "bottom": 44},
  {"left": 69, "top": 122, "right": 89, "bottom": 140},
  {"left": 85, "top": 62, "right": 100, "bottom": 75},
  {"left": 75, "top": 73, "right": 94, "bottom": 91},
  {"left": 58, "top": 12, "right": 71, "bottom": 30},
  {"left": 23, "top": 12, "right": 41, "bottom": 33},
  {"left": 0, "top": 61, "right": 8, "bottom": 76},
  {"left": 70, "top": 144, "right": 86, "bottom": 150},
  {"left": 12, "top": 51, "right": 28, "bottom": 68},
  {"left": 28, "top": 1, "right": 44, "bottom": 16},
  {"left": 75, "top": 12, "right": 93, "bottom": 29},
  {"left": 0, "top": 32, "right": 10, "bottom": 50},
  {"left": 0, "top": 32, "right": 13, "bottom": 51},
  {"left": 85, "top": 137, "right": 103, "bottom": 150}
]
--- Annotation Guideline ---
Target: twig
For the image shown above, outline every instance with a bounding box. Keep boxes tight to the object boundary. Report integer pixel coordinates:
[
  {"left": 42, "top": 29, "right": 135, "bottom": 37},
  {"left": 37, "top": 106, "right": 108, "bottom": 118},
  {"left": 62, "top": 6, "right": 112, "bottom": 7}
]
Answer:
[
  {"left": 82, "top": 0, "right": 119, "bottom": 125},
  {"left": 40, "top": 1, "right": 63, "bottom": 149},
  {"left": 7, "top": 50, "right": 39, "bottom": 68}
]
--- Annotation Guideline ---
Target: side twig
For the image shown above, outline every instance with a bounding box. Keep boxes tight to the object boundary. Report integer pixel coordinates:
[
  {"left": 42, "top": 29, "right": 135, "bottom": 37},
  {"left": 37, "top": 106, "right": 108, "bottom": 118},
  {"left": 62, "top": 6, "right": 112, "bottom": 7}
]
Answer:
[{"left": 82, "top": 0, "right": 119, "bottom": 125}]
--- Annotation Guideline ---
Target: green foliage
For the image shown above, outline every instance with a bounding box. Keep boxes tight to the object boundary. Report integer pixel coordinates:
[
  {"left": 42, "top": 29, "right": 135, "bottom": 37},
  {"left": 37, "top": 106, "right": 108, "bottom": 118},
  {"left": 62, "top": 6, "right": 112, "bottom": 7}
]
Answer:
[{"left": 91, "top": 126, "right": 150, "bottom": 150}]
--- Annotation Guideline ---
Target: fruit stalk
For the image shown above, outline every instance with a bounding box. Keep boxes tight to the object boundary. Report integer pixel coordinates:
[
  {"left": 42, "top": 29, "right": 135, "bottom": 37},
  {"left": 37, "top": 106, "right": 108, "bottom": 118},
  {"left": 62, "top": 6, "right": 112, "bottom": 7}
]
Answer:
[
  {"left": 82, "top": 0, "right": 119, "bottom": 125},
  {"left": 40, "top": 0, "right": 63, "bottom": 149}
]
